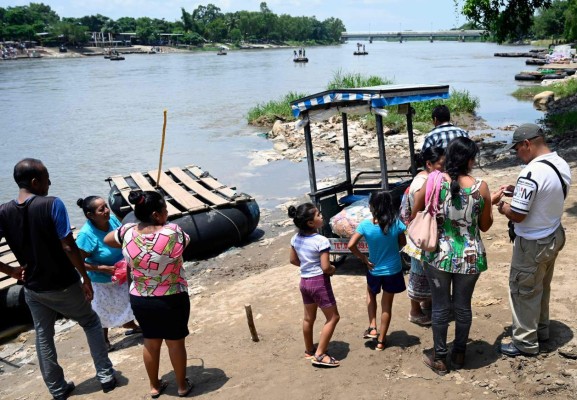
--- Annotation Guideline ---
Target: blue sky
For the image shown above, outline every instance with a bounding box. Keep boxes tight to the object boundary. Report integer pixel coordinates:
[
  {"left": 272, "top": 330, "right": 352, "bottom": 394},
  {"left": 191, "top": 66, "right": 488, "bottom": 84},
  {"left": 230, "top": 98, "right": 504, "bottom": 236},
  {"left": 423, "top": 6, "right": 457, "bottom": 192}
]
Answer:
[{"left": 0, "top": 0, "right": 466, "bottom": 31}]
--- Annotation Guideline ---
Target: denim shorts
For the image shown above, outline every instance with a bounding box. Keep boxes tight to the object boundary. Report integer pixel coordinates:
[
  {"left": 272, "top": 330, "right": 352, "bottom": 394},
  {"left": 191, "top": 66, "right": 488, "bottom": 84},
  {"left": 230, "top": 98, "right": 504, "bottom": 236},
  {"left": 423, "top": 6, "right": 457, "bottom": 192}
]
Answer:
[
  {"left": 366, "top": 270, "right": 406, "bottom": 295},
  {"left": 300, "top": 274, "right": 336, "bottom": 309}
]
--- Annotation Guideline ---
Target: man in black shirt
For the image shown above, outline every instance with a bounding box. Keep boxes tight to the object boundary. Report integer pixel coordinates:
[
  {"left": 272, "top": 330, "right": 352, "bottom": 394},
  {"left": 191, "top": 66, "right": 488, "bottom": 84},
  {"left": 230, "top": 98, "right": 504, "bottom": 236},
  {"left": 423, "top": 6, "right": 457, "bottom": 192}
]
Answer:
[{"left": 0, "top": 158, "right": 116, "bottom": 399}]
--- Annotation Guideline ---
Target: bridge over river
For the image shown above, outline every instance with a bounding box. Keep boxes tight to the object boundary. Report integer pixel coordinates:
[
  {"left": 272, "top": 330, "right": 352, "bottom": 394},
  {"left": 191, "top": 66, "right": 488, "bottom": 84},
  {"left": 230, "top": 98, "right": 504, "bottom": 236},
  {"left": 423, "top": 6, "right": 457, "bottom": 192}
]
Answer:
[{"left": 341, "top": 30, "right": 485, "bottom": 43}]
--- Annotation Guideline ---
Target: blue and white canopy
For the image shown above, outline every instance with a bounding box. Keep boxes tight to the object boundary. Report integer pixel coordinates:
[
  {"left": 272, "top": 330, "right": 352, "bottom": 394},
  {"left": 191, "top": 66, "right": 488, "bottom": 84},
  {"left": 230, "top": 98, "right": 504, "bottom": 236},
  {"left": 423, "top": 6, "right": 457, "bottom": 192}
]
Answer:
[{"left": 290, "top": 84, "right": 450, "bottom": 118}]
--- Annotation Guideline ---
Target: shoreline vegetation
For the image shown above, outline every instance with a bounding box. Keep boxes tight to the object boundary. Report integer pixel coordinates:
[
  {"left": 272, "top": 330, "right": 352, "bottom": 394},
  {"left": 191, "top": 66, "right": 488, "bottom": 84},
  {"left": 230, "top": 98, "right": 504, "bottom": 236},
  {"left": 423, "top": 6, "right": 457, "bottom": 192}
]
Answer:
[
  {"left": 0, "top": 2, "right": 345, "bottom": 49},
  {"left": 247, "top": 71, "right": 479, "bottom": 134}
]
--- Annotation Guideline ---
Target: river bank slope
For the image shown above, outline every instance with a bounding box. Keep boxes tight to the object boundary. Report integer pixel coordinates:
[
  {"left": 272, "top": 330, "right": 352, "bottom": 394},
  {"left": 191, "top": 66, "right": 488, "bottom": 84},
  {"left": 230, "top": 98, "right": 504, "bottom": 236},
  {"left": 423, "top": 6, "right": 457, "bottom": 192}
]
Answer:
[{"left": 0, "top": 134, "right": 576, "bottom": 399}]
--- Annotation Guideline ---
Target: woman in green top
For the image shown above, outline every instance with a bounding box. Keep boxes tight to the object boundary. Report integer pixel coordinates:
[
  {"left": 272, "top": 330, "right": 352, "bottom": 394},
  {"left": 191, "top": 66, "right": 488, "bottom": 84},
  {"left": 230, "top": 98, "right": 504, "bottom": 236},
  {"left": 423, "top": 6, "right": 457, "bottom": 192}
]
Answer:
[{"left": 413, "top": 137, "right": 500, "bottom": 375}]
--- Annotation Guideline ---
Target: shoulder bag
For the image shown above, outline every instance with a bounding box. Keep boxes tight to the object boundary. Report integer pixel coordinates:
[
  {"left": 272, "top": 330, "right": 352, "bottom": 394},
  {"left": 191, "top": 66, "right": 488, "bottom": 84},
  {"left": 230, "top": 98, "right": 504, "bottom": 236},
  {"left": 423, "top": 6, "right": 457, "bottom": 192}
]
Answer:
[{"left": 407, "top": 170, "right": 443, "bottom": 252}]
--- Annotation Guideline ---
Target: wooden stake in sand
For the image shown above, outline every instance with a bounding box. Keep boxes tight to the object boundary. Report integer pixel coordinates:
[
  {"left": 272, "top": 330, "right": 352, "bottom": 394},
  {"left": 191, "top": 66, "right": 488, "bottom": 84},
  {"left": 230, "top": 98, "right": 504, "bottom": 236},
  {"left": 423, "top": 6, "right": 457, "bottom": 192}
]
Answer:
[
  {"left": 156, "top": 110, "right": 168, "bottom": 188},
  {"left": 245, "top": 304, "right": 260, "bottom": 342}
]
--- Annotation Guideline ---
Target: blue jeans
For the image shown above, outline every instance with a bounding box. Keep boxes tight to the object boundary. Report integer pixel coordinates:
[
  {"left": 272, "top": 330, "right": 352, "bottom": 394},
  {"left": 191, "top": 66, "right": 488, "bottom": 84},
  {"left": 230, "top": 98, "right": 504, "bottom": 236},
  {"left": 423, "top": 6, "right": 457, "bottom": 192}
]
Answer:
[
  {"left": 24, "top": 282, "right": 115, "bottom": 398},
  {"left": 424, "top": 265, "right": 479, "bottom": 359}
]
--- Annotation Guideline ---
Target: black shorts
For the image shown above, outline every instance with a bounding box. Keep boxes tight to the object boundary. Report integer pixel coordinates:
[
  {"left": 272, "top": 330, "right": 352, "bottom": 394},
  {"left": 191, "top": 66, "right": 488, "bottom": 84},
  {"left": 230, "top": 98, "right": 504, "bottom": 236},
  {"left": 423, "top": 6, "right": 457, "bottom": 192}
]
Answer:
[
  {"left": 366, "top": 270, "right": 406, "bottom": 295},
  {"left": 130, "top": 292, "right": 190, "bottom": 340}
]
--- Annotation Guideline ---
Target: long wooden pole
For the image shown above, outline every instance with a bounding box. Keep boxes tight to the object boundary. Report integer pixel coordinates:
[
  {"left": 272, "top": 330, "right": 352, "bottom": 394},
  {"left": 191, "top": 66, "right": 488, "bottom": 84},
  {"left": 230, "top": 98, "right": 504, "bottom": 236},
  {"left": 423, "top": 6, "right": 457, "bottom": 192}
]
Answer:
[{"left": 156, "top": 110, "right": 168, "bottom": 188}]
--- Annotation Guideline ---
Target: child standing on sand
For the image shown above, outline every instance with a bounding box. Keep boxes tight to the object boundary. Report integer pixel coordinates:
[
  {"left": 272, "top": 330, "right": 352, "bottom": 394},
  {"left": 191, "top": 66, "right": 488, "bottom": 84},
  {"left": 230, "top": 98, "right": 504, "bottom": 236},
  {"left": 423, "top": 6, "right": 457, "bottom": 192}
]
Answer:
[
  {"left": 348, "top": 191, "right": 407, "bottom": 350},
  {"left": 289, "top": 203, "right": 341, "bottom": 368}
]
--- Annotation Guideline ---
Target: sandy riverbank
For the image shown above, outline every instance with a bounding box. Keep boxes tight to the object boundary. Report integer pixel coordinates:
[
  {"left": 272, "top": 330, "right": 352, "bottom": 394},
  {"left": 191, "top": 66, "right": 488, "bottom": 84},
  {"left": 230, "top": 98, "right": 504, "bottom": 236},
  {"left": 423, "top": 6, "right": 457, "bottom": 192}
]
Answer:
[{"left": 0, "top": 136, "right": 576, "bottom": 399}]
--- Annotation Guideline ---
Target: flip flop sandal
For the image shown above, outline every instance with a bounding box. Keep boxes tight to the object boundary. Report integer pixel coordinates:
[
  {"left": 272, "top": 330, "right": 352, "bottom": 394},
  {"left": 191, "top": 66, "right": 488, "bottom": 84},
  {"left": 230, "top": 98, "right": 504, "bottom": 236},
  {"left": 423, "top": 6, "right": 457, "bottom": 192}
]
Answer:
[
  {"left": 178, "top": 378, "right": 194, "bottom": 397},
  {"left": 304, "top": 348, "right": 317, "bottom": 360},
  {"left": 363, "top": 326, "right": 378, "bottom": 339},
  {"left": 375, "top": 340, "right": 386, "bottom": 351},
  {"left": 311, "top": 353, "right": 340, "bottom": 368},
  {"left": 150, "top": 380, "right": 168, "bottom": 399},
  {"left": 125, "top": 328, "right": 143, "bottom": 336}
]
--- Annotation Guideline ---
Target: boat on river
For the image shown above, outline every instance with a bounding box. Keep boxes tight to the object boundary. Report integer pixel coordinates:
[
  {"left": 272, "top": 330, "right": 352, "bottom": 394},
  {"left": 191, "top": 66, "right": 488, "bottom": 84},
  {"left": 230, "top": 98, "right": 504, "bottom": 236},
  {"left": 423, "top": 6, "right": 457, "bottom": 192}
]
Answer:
[
  {"left": 354, "top": 51, "right": 369, "bottom": 55},
  {"left": 293, "top": 57, "right": 308, "bottom": 63},
  {"left": 107, "top": 165, "right": 260, "bottom": 260},
  {"left": 217, "top": 48, "right": 227, "bottom": 55}
]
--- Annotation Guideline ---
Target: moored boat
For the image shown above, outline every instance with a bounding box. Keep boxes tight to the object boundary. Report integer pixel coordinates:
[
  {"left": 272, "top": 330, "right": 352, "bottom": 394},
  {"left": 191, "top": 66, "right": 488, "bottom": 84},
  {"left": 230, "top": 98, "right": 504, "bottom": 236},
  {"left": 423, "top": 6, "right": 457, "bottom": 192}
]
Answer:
[{"left": 107, "top": 165, "right": 260, "bottom": 260}]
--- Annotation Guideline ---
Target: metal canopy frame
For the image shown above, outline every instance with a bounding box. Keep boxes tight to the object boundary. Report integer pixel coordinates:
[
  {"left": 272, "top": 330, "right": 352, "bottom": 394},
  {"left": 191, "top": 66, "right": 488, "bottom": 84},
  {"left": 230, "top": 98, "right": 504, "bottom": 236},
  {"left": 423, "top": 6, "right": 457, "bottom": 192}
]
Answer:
[{"left": 290, "top": 84, "right": 450, "bottom": 205}]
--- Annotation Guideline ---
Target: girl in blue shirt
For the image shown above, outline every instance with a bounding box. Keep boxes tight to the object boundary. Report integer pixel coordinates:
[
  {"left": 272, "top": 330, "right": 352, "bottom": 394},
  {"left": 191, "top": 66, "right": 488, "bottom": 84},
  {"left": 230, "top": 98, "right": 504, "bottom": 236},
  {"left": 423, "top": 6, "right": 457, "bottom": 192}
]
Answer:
[{"left": 348, "top": 191, "right": 406, "bottom": 350}]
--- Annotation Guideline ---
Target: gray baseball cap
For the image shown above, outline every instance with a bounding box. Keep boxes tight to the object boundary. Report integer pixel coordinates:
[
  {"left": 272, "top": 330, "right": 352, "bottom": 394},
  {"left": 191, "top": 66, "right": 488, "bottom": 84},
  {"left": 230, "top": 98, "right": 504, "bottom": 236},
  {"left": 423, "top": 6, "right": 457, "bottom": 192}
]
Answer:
[{"left": 504, "top": 123, "right": 545, "bottom": 151}]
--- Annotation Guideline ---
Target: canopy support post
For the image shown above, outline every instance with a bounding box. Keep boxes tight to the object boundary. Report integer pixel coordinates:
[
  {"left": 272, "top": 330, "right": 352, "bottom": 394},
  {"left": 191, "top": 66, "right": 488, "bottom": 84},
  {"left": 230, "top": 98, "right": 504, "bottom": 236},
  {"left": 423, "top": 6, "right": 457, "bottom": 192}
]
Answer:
[
  {"left": 406, "top": 104, "right": 417, "bottom": 176},
  {"left": 342, "top": 113, "right": 352, "bottom": 194},
  {"left": 375, "top": 114, "right": 389, "bottom": 190},
  {"left": 303, "top": 112, "right": 318, "bottom": 204}
]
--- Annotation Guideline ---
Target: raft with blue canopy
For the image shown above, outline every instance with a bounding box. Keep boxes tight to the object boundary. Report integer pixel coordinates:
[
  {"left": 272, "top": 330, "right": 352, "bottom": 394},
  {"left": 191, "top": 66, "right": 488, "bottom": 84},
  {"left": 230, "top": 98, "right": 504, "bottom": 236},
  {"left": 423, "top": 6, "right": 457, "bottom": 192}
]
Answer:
[{"left": 289, "top": 84, "right": 450, "bottom": 256}]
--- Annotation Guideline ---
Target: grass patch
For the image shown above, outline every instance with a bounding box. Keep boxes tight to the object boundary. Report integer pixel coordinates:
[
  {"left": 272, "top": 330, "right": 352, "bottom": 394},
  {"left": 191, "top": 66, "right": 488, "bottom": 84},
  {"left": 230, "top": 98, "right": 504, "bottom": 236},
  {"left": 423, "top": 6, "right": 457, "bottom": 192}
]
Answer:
[
  {"left": 326, "top": 69, "right": 393, "bottom": 90},
  {"left": 512, "top": 79, "right": 577, "bottom": 100},
  {"left": 542, "top": 110, "right": 577, "bottom": 136},
  {"left": 247, "top": 91, "right": 308, "bottom": 125},
  {"left": 247, "top": 71, "right": 478, "bottom": 128}
]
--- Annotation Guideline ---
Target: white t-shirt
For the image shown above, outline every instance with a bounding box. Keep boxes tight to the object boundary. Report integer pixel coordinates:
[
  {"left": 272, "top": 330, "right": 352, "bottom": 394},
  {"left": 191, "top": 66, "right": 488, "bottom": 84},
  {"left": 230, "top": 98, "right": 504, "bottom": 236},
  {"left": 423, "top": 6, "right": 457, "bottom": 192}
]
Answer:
[
  {"left": 290, "top": 233, "right": 331, "bottom": 278},
  {"left": 511, "top": 152, "right": 571, "bottom": 240}
]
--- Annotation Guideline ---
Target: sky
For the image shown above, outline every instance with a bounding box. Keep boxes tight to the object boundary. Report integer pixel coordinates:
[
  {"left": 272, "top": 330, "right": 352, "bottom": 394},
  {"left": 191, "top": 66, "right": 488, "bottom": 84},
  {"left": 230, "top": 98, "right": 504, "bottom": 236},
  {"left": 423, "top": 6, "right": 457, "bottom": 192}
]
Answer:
[{"left": 0, "top": 0, "right": 466, "bottom": 32}]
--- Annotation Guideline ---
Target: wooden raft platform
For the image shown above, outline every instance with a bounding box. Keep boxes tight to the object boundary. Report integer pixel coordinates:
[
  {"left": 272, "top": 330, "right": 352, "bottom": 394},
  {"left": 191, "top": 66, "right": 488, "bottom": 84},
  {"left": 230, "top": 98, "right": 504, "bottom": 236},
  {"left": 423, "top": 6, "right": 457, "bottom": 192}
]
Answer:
[
  {"left": 0, "top": 228, "right": 77, "bottom": 289},
  {"left": 108, "top": 165, "right": 249, "bottom": 218}
]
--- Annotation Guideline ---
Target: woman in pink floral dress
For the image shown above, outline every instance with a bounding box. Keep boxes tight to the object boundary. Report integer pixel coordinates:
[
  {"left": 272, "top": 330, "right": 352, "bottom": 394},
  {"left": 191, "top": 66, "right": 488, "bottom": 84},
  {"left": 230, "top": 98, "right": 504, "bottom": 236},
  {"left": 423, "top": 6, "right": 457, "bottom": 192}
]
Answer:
[{"left": 105, "top": 190, "right": 193, "bottom": 398}]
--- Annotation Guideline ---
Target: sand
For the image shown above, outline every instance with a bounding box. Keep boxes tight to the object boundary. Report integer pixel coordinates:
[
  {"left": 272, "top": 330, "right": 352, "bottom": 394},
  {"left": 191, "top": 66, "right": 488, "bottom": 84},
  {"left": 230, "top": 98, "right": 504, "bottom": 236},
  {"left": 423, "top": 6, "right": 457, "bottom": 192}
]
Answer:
[{"left": 0, "top": 143, "right": 576, "bottom": 400}]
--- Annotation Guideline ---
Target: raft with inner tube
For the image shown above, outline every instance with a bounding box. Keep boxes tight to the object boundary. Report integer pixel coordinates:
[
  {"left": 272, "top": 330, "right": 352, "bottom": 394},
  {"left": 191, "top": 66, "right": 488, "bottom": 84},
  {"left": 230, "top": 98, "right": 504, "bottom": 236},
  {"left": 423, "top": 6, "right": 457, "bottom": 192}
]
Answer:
[
  {"left": 107, "top": 165, "right": 260, "bottom": 260},
  {"left": 293, "top": 57, "right": 308, "bottom": 63}
]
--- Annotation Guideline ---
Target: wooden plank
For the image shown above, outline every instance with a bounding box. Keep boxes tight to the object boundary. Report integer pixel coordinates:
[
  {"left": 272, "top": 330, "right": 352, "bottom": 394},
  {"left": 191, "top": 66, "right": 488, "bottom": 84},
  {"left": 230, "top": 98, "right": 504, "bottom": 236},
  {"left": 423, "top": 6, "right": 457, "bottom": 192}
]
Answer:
[
  {"left": 169, "top": 168, "right": 229, "bottom": 206},
  {"left": 148, "top": 170, "right": 207, "bottom": 212},
  {"left": 110, "top": 175, "right": 134, "bottom": 210},
  {"left": 186, "top": 165, "right": 237, "bottom": 198},
  {"left": 130, "top": 172, "right": 181, "bottom": 216}
]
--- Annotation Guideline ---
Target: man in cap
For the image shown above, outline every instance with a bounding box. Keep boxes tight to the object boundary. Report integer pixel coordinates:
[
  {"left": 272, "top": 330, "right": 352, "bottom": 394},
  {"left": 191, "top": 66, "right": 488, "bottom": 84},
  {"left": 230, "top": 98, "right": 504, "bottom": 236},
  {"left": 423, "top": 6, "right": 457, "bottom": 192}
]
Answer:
[
  {"left": 421, "top": 104, "right": 469, "bottom": 151},
  {"left": 497, "top": 124, "right": 571, "bottom": 357},
  {"left": 0, "top": 158, "right": 116, "bottom": 399}
]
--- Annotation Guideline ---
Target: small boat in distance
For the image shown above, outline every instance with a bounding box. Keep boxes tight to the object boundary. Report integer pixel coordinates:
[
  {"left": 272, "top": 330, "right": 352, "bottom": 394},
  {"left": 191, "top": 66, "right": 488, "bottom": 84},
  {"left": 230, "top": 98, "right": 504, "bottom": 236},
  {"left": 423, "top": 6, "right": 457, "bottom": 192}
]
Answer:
[
  {"left": 354, "top": 43, "right": 368, "bottom": 55},
  {"left": 109, "top": 55, "right": 125, "bottom": 61},
  {"left": 217, "top": 47, "right": 227, "bottom": 55},
  {"left": 293, "top": 57, "right": 308, "bottom": 63}
]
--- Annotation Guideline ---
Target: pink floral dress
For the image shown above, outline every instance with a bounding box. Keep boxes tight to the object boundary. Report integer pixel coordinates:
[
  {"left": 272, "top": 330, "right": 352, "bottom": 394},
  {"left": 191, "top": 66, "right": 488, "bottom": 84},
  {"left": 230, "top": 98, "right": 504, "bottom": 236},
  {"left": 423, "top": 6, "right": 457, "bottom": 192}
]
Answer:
[{"left": 115, "top": 223, "right": 189, "bottom": 297}]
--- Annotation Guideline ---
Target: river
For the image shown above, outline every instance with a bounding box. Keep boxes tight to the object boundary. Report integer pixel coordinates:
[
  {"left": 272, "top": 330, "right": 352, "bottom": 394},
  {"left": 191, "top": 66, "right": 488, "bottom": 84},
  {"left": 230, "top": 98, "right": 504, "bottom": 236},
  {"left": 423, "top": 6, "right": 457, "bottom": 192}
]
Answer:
[{"left": 0, "top": 41, "right": 542, "bottom": 226}]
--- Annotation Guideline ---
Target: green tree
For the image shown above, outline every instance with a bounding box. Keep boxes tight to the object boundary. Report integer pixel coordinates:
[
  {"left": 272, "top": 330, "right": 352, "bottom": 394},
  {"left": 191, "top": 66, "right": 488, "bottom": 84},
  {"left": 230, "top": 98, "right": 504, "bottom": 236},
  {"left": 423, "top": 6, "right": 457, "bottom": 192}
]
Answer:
[
  {"left": 532, "top": 0, "right": 569, "bottom": 39},
  {"left": 565, "top": 0, "right": 577, "bottom": 41},
  {"left": 116, "top": 17, "right": 136, "bottom": 32},
  {"left": 459, "top": 0, "right": 552, "bottom": 43},
  {"left": 78, "top": 14, "right": 109, "bottom": 32},
  {"left": 135, "top": 17, "right": 158, "bottom": 44},
  {"left": 54, "top": 21, "right": 88, "bottom": 45}
]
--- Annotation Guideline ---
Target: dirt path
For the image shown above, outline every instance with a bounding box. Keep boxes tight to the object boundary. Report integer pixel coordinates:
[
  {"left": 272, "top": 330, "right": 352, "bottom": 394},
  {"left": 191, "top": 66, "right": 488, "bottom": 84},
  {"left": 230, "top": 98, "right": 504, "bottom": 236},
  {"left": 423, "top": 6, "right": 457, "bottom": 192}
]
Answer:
[{"left": 1, "top": 147, "right": 576, "bottom": 400}]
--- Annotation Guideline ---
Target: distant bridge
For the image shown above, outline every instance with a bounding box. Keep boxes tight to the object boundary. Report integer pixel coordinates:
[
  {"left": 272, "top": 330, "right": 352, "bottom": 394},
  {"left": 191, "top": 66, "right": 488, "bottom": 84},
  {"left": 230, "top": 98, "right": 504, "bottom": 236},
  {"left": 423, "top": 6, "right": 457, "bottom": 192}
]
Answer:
[{"left": 341, "top": 30, "right": 486, "bottom": 42}]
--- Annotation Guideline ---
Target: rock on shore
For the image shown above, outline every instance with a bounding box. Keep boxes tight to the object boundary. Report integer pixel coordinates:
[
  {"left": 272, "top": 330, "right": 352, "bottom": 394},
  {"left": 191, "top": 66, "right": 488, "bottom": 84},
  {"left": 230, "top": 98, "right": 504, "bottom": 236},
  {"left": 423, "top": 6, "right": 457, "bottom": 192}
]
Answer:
[{"left": 252, "top": 117, "right": 426, "bottom": 170}]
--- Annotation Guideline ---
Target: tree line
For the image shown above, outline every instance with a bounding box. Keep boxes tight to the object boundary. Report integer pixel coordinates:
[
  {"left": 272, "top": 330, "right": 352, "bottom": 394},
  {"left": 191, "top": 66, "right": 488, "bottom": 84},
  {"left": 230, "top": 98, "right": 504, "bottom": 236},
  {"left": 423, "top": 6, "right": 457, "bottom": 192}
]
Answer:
[
  {"left": 458, "top": 0, "right": 577, "bottom": 43},
  {"left": 0, "top": 2, "right": 346, "bottom": 46}
]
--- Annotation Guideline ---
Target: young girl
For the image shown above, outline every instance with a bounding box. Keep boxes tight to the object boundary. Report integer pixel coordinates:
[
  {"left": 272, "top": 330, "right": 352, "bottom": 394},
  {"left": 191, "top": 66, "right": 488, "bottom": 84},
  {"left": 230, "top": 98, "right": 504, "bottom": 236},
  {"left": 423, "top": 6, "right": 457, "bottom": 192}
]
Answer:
[
  {"left": 348, "top": 191, "right": 407, "bottom": 351},
  {"left": 289, "top": 203, "right": 341, "bottom": 368}
]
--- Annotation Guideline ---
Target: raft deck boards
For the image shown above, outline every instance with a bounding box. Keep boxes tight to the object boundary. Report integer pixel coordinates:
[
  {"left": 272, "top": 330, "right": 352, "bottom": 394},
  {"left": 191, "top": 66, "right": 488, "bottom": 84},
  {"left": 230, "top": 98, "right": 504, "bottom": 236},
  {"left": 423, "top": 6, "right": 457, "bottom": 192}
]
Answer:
[
  {"left": 0, "top": 228, "right": 77, "bottom": 289},
  {"left": 168, "top": 168, "right": 229, "bottom": 206},
  {"left": 186, "top": 165, "right": 237, "bottom": 199},
  {"left": 148, "top": 170, "right": 207, "bottom": 212},
  {"left": 129, "top": 172, "right": 181, "bottom": 216}
]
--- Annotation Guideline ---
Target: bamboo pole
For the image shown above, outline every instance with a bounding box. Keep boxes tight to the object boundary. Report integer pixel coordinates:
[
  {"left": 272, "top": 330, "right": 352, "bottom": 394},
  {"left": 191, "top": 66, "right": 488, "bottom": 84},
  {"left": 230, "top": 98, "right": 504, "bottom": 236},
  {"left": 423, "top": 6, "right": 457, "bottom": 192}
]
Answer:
[
  {"left": 156, "top": 110, "right": 168, "bottom": 188},
  {"left": 244, "top": 304, "right": 259, "bottom": 342}
]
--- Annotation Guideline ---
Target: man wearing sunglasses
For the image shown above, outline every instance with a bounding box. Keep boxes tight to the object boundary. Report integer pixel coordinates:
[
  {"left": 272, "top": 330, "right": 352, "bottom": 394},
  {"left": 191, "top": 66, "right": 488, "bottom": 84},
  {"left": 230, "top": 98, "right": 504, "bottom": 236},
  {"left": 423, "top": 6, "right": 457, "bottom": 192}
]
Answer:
[{"left": 497, "top": 123, "right": 571, "bottom": 357}]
